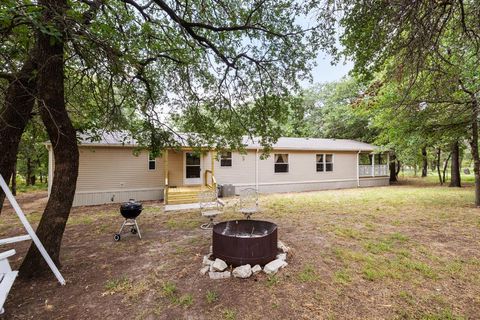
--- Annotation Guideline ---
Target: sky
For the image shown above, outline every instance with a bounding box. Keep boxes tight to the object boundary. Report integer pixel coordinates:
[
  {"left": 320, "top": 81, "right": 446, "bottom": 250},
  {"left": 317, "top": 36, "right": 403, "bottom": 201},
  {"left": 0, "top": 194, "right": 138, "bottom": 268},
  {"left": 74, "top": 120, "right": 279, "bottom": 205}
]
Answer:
[{"left": 306, "top": 51, "right": 353, "bottom": 86}]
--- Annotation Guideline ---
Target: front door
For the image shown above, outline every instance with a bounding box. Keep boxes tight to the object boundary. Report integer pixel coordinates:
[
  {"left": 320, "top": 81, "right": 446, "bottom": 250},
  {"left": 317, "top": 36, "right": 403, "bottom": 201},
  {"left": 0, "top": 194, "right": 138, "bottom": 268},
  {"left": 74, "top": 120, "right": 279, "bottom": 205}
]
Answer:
[{"left": 184, "top": 152, "right": 202, "bottom": 185}]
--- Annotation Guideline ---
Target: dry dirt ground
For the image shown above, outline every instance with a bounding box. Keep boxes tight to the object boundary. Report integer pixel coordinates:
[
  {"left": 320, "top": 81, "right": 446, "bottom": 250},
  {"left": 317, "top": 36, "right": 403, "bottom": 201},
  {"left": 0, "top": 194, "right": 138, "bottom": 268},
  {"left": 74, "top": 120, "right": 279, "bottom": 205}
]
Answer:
[{"left": 1, "top": 179, "right": 479, "bottom": 320}]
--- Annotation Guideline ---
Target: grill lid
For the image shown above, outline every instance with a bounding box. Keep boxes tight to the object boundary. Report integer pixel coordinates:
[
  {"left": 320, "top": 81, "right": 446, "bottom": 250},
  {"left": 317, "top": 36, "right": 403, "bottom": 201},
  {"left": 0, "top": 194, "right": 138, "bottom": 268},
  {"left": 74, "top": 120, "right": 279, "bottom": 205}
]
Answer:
[{"left": 120, "top": 199, "right": 142, "bottom": 211}]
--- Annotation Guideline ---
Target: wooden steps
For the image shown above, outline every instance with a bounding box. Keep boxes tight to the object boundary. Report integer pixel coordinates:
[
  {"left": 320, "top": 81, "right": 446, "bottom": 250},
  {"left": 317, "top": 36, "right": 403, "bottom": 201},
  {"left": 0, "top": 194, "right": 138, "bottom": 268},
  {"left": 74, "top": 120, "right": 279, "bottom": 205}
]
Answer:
[{"left": 167, "top": 186, "right": 209, "bottom": 205}]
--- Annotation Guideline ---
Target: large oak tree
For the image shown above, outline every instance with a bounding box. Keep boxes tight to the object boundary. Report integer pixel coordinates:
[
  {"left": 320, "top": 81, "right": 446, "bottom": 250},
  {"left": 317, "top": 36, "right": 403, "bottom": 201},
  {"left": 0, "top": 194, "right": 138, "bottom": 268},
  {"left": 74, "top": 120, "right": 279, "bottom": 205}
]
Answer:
[{"left": 1, "top": 0, "right": 336, "bottom": 276}]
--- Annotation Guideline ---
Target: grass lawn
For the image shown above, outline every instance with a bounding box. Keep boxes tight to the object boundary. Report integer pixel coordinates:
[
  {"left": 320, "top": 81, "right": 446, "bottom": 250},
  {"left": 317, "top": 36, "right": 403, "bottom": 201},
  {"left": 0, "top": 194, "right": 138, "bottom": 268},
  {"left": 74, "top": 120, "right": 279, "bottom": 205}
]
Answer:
[{"left": 1, "top": 178, "right": 479, "bottom": 319}]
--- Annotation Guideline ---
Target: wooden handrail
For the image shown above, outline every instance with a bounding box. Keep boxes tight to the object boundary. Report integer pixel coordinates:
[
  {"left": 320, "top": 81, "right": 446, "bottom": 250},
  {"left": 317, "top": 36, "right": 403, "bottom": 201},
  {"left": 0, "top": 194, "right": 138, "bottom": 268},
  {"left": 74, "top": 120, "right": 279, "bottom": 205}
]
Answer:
[{"left": 204, "top": 169, "right": 217, "bottom": 191}]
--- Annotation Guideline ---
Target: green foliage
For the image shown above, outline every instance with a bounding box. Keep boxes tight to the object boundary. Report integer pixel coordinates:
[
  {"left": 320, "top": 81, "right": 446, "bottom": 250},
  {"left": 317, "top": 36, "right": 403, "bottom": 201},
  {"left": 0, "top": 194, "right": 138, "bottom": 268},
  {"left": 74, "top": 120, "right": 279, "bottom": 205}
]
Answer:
[
  {"left": 2, "top": 0, "right": 339, "bottom": 155},
  {"left": 205, "top": 290, "right": 218, "bottom": 304},
  {"left": 337, "top": 0, "right": 479, "bottom": 190},
  {"left": 307, "top": 78, "right": 376, "bottom": 141},
  {"left": 298, "top": 264, "right": 319, "bottom": 282},
  {"left": 222, "top": 308, "right": 237, "bottom": 320},
  {"left": 161, "top": 281, "right": 177, "bottom": 299},
  {"left": 16, "top": 118, "right": 48, "bottom": 186}
]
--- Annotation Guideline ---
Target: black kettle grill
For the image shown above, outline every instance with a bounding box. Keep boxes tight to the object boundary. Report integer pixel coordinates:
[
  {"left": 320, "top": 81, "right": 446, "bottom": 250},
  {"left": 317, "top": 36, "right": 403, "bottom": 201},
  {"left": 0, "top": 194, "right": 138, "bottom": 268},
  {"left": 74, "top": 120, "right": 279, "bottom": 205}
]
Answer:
[{"left": 114, "top": 200, "right": 143, "bottom": 241}]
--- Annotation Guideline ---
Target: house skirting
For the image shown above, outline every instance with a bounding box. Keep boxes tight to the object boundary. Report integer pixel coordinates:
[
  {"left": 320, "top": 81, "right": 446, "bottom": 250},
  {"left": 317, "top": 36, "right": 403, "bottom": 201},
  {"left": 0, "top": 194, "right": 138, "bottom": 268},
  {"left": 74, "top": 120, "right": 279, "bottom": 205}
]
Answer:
[
  {"left": 358, "top": 177, "right": 390, "bottom": 187},
  {"left": 231, "top": 177, "right": 389, "bottom": 194},
  {"left": 72, "top": 187, "right": 164, "bottom": 207}
]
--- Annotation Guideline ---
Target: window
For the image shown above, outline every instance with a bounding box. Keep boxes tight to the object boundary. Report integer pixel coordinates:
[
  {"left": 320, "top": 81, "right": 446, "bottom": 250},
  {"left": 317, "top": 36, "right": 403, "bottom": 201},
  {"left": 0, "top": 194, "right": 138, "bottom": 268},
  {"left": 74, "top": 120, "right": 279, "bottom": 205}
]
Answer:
[
  {"left": 325, "top": 154, "right": 333, "bottom": 171},
  {"left": 220, "top": 152, "right": 232, "bottom": 167},
  {"left": 316, "top": 154, "right": 324, "bottom": 172},
  {"left": 148, "top": 153, "right": 156, "bottom": 170},
  {"left": 316, "top": 153, "right": 334, "bottom": 172},
  {"left": 274, "top": 154, "right": 289, "bottom": 173}
]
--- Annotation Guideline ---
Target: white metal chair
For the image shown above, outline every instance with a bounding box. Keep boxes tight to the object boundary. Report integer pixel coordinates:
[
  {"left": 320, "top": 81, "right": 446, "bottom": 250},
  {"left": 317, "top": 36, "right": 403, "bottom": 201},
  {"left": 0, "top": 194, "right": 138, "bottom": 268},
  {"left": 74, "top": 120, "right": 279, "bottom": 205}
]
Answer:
[
  {"left": 237, "top": 188, "right": 259, "bottom": 219},
  {"left": 0, "top": 250, "right": 18, "bottom": 315},
  {"left": 199, "top": 190, "right": 224, "bottom": 230}
]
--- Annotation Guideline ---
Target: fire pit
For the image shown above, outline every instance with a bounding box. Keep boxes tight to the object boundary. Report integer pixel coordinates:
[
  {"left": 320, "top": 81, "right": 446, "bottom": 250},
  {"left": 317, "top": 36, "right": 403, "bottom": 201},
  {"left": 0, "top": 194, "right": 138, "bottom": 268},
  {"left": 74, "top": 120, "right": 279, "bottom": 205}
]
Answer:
[{"left": 212, "top": 220, "right": 277, "bottom": 266}]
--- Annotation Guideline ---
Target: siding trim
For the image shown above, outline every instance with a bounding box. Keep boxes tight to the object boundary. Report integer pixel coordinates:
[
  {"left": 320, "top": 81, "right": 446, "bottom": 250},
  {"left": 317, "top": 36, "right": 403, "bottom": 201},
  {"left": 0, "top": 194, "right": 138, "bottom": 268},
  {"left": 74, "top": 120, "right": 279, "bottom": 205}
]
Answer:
[
  {"left": 234, "top": 178, "right": 358, "bottom": 187},
  {"left": 75, "top": 187, "right": 164, "bottom": 194}
]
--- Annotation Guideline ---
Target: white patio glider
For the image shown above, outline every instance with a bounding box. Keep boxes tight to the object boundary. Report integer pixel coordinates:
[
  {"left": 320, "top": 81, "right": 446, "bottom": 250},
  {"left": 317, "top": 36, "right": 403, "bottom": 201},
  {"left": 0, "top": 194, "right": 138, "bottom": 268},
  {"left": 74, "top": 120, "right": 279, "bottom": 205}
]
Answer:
[{"left": 0, "top": 174, "right": 65, "bottom": 314}]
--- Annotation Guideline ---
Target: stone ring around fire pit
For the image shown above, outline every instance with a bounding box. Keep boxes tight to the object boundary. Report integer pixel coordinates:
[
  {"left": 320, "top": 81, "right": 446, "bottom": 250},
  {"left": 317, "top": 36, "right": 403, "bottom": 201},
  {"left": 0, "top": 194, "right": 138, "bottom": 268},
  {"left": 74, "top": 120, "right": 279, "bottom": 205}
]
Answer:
[{"left": 200, "top": 220, "right": 290, "bottom": 279}]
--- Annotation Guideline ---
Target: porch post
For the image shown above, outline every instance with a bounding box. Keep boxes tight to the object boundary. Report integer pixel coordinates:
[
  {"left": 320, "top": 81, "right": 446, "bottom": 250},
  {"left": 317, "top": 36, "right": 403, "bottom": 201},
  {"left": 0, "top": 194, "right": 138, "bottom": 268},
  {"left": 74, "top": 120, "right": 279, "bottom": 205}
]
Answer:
[
  {"left": 211, "top": 150, "right": 215, "bottom": 176},
  {"left": 164, "top": 149, "right": 168, "bottom": 204},
  {"left": 357, "top": 151, "right": 360, "bottom": 187},
  {"left": 372, "top": 153, "right": 375, "bottom": 177}
]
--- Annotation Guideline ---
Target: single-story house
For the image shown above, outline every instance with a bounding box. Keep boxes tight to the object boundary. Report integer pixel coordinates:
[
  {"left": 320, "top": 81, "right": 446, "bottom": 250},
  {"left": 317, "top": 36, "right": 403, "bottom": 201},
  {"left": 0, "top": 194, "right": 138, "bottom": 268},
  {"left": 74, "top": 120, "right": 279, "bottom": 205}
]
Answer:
[{"left": 46, "top": 134, "right": 389, "bottom": 207}]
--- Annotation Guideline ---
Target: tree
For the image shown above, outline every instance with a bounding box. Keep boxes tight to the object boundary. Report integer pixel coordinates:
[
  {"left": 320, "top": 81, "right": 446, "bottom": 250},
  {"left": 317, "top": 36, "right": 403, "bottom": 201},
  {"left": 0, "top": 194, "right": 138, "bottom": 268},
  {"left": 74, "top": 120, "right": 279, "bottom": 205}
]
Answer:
[
  {"left": 450, "top": 141, "right": 461, "bottom": 187},
  {"left": 303, "top": 77, "right": 378, "bottom": 142},
  {"left": 1, "top": 0, "right": 337, "bottom": 276},
  {"left": 17, "top": 120, "right": 49, "bottom": 186},
  {"left": 339, "top": 0, "right": 479, "bottom": 202},
  {"left": 421, "top": 147, "right": 428, "bottom": 177}
]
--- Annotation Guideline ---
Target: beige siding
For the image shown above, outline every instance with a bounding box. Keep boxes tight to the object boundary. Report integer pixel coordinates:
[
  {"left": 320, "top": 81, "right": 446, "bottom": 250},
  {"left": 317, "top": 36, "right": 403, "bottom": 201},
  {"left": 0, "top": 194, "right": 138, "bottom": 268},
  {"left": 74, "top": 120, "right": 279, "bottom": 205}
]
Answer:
[
  {"left": 214, "top": 151, "right": 256, "bottom": 185},
  {"left": 214, "top": 150, "right": 358, "bottom": 187},
  {"left": 67, "top": 146, "right": 166, "bottom": 206},
  {"left": 167, "top": 151, "right": 183, "bottom": 187},
  {"left": 48, "top": 145, "right": 389, "bottom": 206},
  {"left": 76, "top": 147, "right": 164, "bottom": 191},
  {"left": 258, "top": 151, "right": 356, "bottom": 183}
]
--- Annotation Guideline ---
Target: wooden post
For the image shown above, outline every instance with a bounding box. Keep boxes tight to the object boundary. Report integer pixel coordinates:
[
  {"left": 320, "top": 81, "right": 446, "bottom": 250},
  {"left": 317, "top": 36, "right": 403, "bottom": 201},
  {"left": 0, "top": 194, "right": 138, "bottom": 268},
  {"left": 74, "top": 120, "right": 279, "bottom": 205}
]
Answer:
[
  {"left": 211, "top": 150, "right": 215, "bottom": 175},
  {"left": 164, "top": 149, "right": 168, "bottom": 204},
  {"left": 211, "top": 150, "right": 216, "bottom": 190}
]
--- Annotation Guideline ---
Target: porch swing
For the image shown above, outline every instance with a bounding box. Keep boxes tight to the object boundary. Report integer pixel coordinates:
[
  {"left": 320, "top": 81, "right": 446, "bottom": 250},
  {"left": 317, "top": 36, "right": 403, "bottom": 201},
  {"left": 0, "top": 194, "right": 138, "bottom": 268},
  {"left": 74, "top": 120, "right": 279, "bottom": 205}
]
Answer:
[{"left": 0, "top": 174, "right": 65, "bottom": 314}]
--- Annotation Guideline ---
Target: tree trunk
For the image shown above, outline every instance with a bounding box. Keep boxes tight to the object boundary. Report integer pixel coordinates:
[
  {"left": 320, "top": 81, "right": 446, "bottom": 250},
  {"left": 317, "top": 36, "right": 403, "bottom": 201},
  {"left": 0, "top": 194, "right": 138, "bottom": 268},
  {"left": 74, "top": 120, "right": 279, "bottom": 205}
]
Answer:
[
  {"left": 442, "top": 153, "right": 451, "bottom": 184},
  {"left": 450, "top": 141, "right": 461, "bottom": 187},
  {"left": 26, "top": 157, "right": 32, "bottom": 186},
  {"left": 469, "top": 97, "right": 480, "bottom": 206},
  {"left": 421, "top": 147, "right": 428, "bottom": 177},
  {"left": 389, "top": 151, "right": 397, "bottom": 183},
  {"left": 396, "top": 160, "right": 401, "bottom": 176},
  {"left": 11, "top": 161, "right": 17, "bottom": 196},
  {"left": 0, "top": 57, "right": 37, "bottom": 213},
  {"left": 20, "top": 0, "right": 79, "bottom": 277},
  {"left": 413, "top": 164, "right": 417, "bottom": 177},
  {"left": 437, "top": 148, "right": 443, "bottom": 185}
]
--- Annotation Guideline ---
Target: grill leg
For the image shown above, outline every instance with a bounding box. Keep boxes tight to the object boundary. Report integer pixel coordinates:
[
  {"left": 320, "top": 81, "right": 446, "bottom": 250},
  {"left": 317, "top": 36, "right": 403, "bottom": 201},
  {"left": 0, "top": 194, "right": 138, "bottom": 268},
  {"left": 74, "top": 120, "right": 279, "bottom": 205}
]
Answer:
[
  {"left": 134, "top": 220, "right": 142, "bottom": 239},
  {"left": 118, "top": 220, "right": 127, "bottom": 234}
]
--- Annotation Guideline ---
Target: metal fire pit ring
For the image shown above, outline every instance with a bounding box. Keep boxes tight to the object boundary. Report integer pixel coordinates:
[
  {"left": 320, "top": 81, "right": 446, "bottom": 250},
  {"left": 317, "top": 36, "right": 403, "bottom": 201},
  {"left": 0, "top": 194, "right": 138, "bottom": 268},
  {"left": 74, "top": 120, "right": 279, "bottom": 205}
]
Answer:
[{"left": 212, "top": 220, "right": 277, "bottom": 267}]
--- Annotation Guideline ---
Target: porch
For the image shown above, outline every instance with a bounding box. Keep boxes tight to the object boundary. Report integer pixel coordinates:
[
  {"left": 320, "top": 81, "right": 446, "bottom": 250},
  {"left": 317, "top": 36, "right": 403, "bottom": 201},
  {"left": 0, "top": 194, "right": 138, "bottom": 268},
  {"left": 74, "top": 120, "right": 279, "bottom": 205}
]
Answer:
[
  {"left": 163, "top": 149, "right": 217, "bottom": 205},
  {"left": 359, "top": 152, "right": 389, "bottom": 177}
]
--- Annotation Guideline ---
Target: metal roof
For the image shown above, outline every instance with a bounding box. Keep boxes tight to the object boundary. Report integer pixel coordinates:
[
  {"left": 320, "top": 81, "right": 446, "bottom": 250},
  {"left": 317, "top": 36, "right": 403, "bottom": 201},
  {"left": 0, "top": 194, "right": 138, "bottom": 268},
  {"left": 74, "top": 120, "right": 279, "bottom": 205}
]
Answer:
[
  {"left": 73, "top": 132, "right": 377, "bottom": 152},
  {"left": 243, "top": 137, "right": 376, "bottom": 152}
]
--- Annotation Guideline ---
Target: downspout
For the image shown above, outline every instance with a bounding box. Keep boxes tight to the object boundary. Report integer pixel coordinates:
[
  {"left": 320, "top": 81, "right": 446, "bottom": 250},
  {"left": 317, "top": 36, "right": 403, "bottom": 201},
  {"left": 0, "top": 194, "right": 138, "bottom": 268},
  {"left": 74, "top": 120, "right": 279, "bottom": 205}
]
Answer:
[
  {"left": 357, "top": 150, "right": 361, "bottom": 187},
  {"left": 255, "top": 149, "right": 259, "bottom": 191}
]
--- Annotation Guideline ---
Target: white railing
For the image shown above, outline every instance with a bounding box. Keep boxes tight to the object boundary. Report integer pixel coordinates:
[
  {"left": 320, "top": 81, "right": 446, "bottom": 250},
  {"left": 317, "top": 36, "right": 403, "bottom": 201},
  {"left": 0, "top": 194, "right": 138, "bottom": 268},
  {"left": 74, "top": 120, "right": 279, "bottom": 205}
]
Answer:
[
  {"left": 359, "top": 165, "right": 372, "bottom": 176},
  {"left": 359, "top": 165, "right": 388, "bottom": 177},
  {"left": 375, "top": 164, "right": 388, "bottom": 176}
]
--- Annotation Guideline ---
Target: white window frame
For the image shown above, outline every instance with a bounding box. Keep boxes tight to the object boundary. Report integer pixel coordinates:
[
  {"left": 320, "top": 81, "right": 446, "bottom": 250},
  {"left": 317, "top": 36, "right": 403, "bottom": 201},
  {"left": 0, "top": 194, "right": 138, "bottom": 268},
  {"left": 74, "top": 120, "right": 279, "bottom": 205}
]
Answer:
[
  {"left": 274, "top": 153, "right": 289, "bottom": 173},
  {"left": 148, "top": 152, "right": 156, "bottom": 170},
  {"left": 220, "top": 151, "right": 232, "bottom": 167},
  {"left": 316, "top": 153, "right": 334, "bottom": 172}
]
